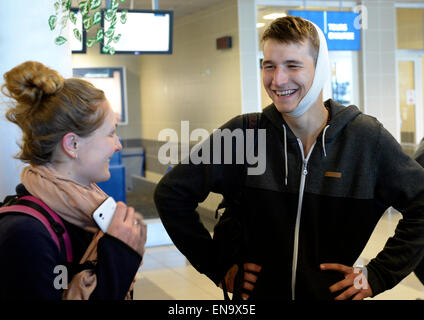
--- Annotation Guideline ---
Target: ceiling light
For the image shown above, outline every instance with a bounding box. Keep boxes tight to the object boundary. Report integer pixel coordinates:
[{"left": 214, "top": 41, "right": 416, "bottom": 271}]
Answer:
[
  {"left": 263, "top": 12, "right": 287, "bottom": 20},
  {"left": 256, "top": 22, "right": 265, "bottom": 28}
]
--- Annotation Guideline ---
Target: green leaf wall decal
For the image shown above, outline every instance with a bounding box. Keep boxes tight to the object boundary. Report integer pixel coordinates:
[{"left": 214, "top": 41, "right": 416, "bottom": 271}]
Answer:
[
  {"left": 120, "top": 10, "right": 127, "bottom": 24},
  {"left": 86, "top": 38, "right": 96, "bottom": 47},
  {"left": 83, "top": 15, "right": 92, "bottom": 30},
  {"left": 69, "top": 11, "right": 77, "bottom": 24},
  {"left": 90, "top": 0, "right": 102, "bottom": 10},
  {"left": 48, "top": 15, "right": 57, "bottom": 30},
  {"left": 73, "top": 28, "right": 82, "bottom": 42},
  {"left": 79, "top": 1, "right": 89, "bottom": 16},
  {"left": 93, "top": 11, "right": 101, "bottom": 25},
  {"left": 55, "top": 36, "right": 67, "bottom": 45}
]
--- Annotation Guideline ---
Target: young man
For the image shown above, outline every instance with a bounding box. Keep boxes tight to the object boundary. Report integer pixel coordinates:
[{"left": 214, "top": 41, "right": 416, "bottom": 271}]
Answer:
[{"left": 154, "top": 16, "right": 424, "bottom": 300}]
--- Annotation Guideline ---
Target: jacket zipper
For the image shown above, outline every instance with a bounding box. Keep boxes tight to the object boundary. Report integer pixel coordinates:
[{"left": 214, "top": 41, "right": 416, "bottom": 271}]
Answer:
[{"left": 291, "top": 138, "right": 316, "bottom": 300}]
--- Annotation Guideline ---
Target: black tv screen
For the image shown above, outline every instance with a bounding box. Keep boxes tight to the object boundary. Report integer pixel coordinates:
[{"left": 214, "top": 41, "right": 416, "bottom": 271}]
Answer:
[{"left": 101, "top": 9, "right": 173, "bottom": 55}]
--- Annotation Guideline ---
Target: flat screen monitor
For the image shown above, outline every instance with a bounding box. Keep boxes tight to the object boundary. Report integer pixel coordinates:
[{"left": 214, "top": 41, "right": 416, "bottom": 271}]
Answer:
[
  {"left": 72, "top": 67, "right": 128, "bottom": 125},
  {"left": 101, "top": 9, "right": 173, "bottom": 54},
  {"left": 70, "top": 8, "right": 87, "bottom": 53}
]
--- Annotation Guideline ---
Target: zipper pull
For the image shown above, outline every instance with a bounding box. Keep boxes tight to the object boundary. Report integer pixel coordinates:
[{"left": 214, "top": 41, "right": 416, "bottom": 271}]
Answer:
[{"left": 303, "top": 160, "right": 308, "bottom": 176}]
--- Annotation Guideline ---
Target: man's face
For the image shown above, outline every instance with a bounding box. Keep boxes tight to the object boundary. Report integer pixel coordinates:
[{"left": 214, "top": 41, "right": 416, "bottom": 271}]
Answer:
[{"left": 262, "top": 39, "right": 316, "bottom": 115}]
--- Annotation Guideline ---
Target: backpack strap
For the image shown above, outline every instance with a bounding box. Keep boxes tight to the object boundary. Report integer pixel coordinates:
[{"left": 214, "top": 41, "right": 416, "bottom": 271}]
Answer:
[{"left": 0, "top": 195, "right": 73, "bottom": 263}]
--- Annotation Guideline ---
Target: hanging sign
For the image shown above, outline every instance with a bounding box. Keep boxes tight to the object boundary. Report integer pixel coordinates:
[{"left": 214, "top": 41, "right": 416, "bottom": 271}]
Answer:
[{"left": 288, "top": 10, "right": 361, "bottom": 51}]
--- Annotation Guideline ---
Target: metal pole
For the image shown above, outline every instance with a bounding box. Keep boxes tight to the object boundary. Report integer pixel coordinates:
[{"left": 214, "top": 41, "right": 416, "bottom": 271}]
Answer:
[
  {"left": 303, "top": 0, "right": 307, "bottom": 9},
  {"left": 152, "top": 0, "right": 159, "bottom": 10}
]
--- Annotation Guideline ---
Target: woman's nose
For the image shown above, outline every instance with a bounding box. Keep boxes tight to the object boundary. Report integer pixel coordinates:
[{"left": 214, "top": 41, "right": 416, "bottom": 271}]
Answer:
[{"left": 115, "top": 136, "right": 123, "bottom": 152}]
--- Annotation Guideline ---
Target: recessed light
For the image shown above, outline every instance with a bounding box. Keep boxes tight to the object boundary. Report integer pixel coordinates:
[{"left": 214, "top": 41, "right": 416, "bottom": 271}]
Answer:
[{"left": 263, "top": 12, "right": 287, "bottom": 20}]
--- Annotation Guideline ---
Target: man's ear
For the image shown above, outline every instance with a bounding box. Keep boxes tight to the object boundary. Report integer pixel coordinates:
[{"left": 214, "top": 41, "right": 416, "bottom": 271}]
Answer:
[{"left": 62, "top": 133, "right": 79, "bottom": 159}]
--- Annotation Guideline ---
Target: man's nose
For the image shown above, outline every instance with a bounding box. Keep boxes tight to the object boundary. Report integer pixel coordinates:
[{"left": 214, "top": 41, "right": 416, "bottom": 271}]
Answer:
[{"left": 273, "top": 66, "right": 289, "bottom": 86}]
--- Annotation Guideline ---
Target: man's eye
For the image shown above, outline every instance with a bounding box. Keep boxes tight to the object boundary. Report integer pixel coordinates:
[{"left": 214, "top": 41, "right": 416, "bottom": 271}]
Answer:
[{"left": 263, "top": 65, "right": 274, "bottom": 70}]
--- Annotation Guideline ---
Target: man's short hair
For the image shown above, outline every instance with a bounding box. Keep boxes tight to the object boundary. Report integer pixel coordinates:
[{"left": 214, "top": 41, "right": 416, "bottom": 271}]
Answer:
[{"left": 261, "top": 16, "right": 319, "bottom": 65}]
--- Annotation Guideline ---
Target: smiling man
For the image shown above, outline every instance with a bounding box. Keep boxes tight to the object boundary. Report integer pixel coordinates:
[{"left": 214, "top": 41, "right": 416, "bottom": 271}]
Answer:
[{"left": 154, "top": 16, "right": 424, "bottom": 300}]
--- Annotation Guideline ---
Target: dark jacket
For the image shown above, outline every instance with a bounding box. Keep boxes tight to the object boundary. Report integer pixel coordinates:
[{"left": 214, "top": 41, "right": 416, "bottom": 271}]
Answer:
[
  {"left": 154, "top": 99, "right": 424, "bottom": 300},
  {"left": 413, "top": 138, "right": 424, "bottom": 285},
  {"left": 0, "top": 184, "right": 141, "bottom": 300}
]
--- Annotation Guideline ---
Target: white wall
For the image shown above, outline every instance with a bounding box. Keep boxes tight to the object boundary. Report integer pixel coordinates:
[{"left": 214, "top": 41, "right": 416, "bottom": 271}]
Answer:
[{"left": 0, "top": 0, "right": 72, "bottom": 199}]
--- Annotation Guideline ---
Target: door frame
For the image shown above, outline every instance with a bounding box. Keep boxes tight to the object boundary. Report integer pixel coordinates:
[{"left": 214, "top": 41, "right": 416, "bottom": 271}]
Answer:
[{"left": 396, "top": 50, "right": 424, "bottom": 145}]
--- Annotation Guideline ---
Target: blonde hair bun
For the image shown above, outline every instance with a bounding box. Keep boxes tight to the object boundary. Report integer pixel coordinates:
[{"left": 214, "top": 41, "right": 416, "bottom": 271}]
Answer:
[{"left": 2, "top": 61, "right": 64, "bottom": 106}]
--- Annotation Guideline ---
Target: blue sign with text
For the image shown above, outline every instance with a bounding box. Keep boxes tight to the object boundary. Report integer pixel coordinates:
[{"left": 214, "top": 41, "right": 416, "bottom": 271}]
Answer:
[{"left": 288, "top": 10, "right": 361, "bottom": 51}]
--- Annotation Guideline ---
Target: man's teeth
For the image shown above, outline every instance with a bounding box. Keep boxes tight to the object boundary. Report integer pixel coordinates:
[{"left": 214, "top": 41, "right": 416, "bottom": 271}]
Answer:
[{"left": 276, "top": 89, "right": 296, "bottom": 96}]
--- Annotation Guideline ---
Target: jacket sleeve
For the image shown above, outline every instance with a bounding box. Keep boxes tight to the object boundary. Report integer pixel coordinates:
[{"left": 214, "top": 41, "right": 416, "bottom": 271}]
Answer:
[
  {"left": 154, "top": 115, "right": 246, "bottom": 285},
  {"left": 367, "top": 125, "right": 424, "bottom": 296},
  {"left": 89, "top": 234, "right": 142, "bottom": 300}
]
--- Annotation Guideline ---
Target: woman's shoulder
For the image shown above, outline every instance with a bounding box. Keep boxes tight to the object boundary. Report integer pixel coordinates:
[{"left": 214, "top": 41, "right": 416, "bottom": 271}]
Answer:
[{"left": 0, "top": 213, "right": 59, "bottom": 253}]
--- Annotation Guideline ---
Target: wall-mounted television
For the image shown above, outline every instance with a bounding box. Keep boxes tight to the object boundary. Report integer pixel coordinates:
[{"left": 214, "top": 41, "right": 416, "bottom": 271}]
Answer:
[
  {"left": 101, "top": 9, "right": 173, "bottom": 55},
  {"left": 72, "top": 67, "right": 128, "bottom": 125},
  {"left": 70, "top": 8, "right": 87, "bottom": 54}
]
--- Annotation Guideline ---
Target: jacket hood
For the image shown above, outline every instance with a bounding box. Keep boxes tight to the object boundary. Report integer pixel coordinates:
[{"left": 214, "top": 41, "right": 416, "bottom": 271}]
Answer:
[{"left": 262, "top": 99, "right": 362, "bottom": 143}]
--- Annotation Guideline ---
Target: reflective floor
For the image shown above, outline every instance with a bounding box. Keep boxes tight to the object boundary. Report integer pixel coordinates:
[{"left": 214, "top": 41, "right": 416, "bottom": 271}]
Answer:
[{"left": 133, "top": 209, "right": 424, "bottom": 300}]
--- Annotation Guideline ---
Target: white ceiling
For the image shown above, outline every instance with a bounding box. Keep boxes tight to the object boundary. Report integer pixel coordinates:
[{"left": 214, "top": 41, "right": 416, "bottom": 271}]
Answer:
[
  {"left": 70, "top": 0, "right": 424, "bottom": 19},
  {"left": 71, "top": 0, "right": 228, "bottom": 18}
]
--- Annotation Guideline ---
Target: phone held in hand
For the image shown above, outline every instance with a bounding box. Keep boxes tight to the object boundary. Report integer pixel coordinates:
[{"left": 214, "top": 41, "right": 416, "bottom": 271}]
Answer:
[{"left": 93, "top": 197, "right": 117, "bottom": 232}]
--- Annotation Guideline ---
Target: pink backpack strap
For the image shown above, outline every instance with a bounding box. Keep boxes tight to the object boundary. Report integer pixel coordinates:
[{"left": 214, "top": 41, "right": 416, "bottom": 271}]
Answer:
[{"left": 0, "top": 196, "right": 73, "bottom": 263}]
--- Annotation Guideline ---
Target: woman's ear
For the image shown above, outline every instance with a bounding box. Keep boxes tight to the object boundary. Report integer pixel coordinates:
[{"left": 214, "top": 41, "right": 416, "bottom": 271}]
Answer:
[{"left": 62, "top": 133, "right": 79, "bottom": 159}]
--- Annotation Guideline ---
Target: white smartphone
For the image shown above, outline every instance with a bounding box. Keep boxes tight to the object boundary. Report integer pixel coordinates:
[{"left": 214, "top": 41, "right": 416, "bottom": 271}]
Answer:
[{"left": 92, "top": 197, "right": 117, "bottom": 232}]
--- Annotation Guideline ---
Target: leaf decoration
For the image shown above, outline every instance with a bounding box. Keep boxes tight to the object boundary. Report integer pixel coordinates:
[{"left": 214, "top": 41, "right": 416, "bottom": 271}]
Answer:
[
  {"left": 86, "top": 38, "right": 96, "bottom": 48},
  {"left": 48, "top": 15, "right": 57, "bottom": 30},
  {"left": 113, "top": 34, "right": 121, "bottom": 43},
  {"left": 92, "top": 11, "right": 101, "bottom": 25},
  {"left": 60, "top": 15, "right": 68, "bottom": 28},
  {"left": 55, "top": 36, "right": 67, "bottom": 45},
  {"left": 105, "top": 9, "right": 114, "bottom": 21},
  {"left": 83, "top": 15, "right": 92, "bottom": 30},
  {"left": 90, "top": 0, "right": 102, "bottom": 10},
  {"left": 120, "top": 10, "right": 127, "bottom": 24},
  {"left": 50, "top": 0, "right": 124, "bottom": 54},
  {"left": 73, "top": 28, "right": 82, "bottom": 42},
  {"left": 96, "top": 29, "right": 104, "bottom": 42},
  {"left": 69, "top": 11, "right": 77, "bottom": 24},
  {"left": 111, "top": 0, "right": 119, "bottom": 11},
  {"left": 111, "top": 13, "right": 118, "bottom": 27},
  {"left": 79, "top": 1, "right": 89, "bottom": 17},
  {"left": 105, "top": 27, "right": 115, "bottom": 38}
]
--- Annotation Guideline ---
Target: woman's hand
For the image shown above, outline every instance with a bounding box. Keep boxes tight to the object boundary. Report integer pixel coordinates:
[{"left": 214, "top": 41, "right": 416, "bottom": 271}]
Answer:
[{"left": 106, "top": 202, "right": 147, "bottom": 257}]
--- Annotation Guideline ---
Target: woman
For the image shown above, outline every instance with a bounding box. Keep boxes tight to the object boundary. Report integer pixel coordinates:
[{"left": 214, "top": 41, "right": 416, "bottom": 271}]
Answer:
[{"left": 0, "top": 61, "right": 146, "bottom": 300}]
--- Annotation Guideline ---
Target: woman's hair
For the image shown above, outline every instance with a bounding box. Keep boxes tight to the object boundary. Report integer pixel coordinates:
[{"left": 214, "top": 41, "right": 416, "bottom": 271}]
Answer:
[
  {"left": 261, "top": 15, "right": 319, "bottom": 65},
  {"left": 1, "top": 61, "right": 107, "bottom": 165}
]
